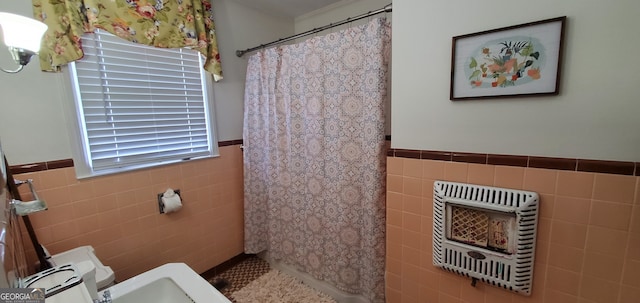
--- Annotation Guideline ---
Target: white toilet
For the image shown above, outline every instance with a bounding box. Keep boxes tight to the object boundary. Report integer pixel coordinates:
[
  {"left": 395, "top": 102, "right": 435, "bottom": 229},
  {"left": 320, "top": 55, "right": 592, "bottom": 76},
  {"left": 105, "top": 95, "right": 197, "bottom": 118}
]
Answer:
[
  {"left": 23, "top": 245, "right": 116, "bottom": 302},
  {"left": 21, "top": 262, "right": 97, "bottom": 302},
  {"left": 44, "top": 245, "right": 115, "bottom": 291}
]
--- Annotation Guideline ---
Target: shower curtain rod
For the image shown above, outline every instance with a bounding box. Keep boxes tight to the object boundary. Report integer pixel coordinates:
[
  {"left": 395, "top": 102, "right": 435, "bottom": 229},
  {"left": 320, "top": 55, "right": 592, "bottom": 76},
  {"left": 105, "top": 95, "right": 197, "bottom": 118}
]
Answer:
[{"left": 235, "top": 3, "right": 392, "bottom": 57}]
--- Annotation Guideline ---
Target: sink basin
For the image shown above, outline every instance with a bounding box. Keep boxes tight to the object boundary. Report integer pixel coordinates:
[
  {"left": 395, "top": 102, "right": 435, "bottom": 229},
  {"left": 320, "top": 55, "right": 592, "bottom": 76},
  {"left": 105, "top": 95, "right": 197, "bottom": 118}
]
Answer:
[
  {"left": 112, "top": 278, "right": 194, "bottom": 303},
  {"left": 105, "top": 263, "right": 231, "bottom": 303}
]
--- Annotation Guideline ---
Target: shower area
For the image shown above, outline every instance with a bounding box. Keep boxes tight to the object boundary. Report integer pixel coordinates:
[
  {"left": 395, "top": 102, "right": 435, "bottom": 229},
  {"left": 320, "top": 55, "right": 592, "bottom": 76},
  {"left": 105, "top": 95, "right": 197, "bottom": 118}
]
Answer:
[{"left": 241, "top": 9, "right": 391, "bottom": 303}]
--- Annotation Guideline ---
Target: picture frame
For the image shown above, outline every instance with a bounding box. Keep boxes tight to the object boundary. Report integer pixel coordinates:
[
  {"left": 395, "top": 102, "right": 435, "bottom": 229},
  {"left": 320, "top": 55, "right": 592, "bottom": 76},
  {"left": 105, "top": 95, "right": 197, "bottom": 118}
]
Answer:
[{"left": 450, "top": 16, "right": 566, "bottom": 100}]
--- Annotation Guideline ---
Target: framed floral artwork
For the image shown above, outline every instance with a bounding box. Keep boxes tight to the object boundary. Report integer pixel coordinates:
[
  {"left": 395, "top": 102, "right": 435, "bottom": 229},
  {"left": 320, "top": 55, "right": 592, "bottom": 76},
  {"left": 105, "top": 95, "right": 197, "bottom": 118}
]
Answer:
[{"left": 450, "top": 16, "right": 566, "bottom": 100}]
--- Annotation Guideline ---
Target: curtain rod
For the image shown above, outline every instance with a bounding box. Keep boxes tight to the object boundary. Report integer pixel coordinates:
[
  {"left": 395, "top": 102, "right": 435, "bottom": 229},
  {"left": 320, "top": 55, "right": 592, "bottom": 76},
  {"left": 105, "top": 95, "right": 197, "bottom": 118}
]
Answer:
[{"left": 235, "top": 3, "right": 392, "bottom": 57}]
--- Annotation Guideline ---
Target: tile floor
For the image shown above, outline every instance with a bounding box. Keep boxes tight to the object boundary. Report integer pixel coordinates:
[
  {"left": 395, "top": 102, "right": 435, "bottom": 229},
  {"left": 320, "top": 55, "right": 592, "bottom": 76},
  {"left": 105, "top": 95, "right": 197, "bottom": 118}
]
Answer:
[{"left": 203, "top": 254, "right": 271, "bottom": 301}]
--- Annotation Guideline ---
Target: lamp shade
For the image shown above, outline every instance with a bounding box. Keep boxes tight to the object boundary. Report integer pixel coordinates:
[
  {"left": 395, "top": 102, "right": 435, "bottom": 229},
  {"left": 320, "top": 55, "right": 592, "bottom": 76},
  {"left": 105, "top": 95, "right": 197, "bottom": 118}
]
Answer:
[{"left": 0, "top": 12, "right": 47, "bottom": 53}]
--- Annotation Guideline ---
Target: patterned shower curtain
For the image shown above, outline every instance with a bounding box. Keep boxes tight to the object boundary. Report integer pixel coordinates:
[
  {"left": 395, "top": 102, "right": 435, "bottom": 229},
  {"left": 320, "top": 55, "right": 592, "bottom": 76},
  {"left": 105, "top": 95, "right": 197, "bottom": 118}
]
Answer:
[{"left": 243, "top": 18, "right": 390, "bottom": 302}]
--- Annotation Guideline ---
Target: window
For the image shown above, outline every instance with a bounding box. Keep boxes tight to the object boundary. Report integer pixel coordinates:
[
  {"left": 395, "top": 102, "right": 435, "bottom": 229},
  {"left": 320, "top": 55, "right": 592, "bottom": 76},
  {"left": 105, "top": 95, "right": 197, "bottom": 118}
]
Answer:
[{"left": 69, "top": 30, "right": 218, "bottom": 178}]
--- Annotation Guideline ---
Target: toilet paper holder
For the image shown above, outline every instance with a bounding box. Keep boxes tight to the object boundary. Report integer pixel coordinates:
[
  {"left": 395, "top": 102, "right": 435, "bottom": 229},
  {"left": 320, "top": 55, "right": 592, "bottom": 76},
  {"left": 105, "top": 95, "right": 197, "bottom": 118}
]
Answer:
[{"left": 157, "top": 189, "right": 181, "bottom": 214}]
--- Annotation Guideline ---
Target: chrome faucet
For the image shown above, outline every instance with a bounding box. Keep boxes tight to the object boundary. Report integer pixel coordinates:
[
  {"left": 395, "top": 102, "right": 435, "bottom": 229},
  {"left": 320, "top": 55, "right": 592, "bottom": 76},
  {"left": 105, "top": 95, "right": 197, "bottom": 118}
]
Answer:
[{"left": 94, "top": 290, "right": 112, "bottom": 303}]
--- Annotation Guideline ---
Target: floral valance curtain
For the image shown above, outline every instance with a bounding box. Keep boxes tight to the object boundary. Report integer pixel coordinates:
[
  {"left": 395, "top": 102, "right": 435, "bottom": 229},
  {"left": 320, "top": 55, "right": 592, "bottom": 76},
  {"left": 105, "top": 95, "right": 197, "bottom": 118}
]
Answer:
[{"left": 32, "top": 0, "right": 223, "bottom": 81}]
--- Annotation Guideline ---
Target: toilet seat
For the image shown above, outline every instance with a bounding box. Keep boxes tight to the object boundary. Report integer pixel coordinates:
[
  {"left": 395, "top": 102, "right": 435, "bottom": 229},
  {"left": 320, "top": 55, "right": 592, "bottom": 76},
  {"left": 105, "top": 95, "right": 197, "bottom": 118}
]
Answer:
[
  {"left": 22, "top": 261, "right": 99, "bottom": 303},
  {"left": 22, "top": 263, "right": 82, "bottom": 297}
]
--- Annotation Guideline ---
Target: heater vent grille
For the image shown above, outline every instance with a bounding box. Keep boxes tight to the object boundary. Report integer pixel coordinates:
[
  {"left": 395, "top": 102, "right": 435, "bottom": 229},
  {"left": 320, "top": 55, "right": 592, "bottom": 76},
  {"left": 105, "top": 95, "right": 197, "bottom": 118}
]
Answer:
[{"left": 433, "top": 181, "right": 539, "bottom": 296}]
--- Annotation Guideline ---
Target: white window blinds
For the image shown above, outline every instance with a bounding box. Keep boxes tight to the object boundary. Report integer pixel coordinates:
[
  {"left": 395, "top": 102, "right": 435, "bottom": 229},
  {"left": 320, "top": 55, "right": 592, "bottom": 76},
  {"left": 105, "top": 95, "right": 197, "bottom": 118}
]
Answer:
[{"left": 70, "top": 30, "right": 216, "bottom": 174}]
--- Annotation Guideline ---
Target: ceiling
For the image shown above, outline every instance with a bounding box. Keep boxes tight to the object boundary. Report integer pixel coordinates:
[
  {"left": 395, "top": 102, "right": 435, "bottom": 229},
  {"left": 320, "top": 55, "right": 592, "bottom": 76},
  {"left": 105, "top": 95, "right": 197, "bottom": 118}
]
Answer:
[{"left": 230, "top": 0, "right": 345, "bottom": 18}]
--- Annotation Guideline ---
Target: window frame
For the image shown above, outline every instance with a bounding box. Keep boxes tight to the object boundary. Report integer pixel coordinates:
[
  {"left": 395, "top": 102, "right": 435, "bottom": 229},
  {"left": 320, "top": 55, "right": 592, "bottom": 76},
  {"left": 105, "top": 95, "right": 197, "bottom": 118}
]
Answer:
[{"left": 66, "top": 30, "right": 219, "bottom": 179}]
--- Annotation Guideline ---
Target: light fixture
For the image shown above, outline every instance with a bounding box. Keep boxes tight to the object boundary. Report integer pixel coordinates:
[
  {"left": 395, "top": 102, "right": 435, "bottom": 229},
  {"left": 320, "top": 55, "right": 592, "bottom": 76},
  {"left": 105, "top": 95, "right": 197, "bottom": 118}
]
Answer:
[{"left": 0, "top": 12, "right": 47, "bottom": 73}]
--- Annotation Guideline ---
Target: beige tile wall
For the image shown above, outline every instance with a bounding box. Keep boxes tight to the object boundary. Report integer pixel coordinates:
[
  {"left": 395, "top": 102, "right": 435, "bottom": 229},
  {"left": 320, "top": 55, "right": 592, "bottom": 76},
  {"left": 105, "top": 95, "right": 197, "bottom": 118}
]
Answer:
[
  {"left": 386, "top": 157, "right": 640, "bottom": 303},
  {"left": 13, "top": 145, "right": 245, "bottom": 281}
]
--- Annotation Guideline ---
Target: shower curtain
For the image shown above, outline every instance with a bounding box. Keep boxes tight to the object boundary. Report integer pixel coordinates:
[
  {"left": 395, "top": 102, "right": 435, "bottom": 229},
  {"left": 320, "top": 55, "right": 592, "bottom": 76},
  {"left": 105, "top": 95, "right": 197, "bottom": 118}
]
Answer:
[{"left": 243, "top": 18, "right": 390, "bottom": 302}]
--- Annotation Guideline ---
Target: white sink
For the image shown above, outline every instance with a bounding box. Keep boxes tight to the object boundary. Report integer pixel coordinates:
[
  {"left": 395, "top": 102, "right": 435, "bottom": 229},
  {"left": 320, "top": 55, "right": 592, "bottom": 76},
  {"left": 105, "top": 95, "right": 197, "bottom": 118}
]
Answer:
[
  {"left": 105, "top": 263, "right": 231, "bottom": 303},
  {"left": 112, "top": 278, "right": 195, "bottom": 303}
]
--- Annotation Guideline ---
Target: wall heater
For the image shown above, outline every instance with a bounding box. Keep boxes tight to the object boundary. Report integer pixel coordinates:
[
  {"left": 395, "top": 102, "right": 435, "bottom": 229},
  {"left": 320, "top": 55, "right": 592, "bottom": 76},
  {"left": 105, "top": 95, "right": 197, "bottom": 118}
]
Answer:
[{"left": 433, "top": 181, "right": 539, "bottom": 295}]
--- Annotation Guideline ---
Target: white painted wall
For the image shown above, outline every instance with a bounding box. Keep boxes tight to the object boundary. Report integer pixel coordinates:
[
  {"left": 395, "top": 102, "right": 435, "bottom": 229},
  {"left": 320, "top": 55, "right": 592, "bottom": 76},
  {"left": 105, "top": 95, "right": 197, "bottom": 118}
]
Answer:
[
  {"left": 211, "top": 0, "right": 293, "bottom": 141},
  {"left": 0, "top": 1, "right": 73, "bottom": 165},
  {"left": 0, "top": 0, "right": 292, "bottom": 165},
  {"left": 393, "top": 0, "right": 640, "bottom": 162},
  {"left": 6, "top": 0, "right": 635, "bottom": 163},
  {"left": 294, "top": 0, "right": 390, "bottom": 33}
]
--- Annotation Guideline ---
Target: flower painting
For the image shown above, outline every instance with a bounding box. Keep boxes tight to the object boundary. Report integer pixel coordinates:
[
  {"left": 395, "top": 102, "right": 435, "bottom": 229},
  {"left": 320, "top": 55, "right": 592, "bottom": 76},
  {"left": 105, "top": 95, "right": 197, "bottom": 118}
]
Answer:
[
  {"left": 450, "top": 17, "right": 566, "bottom": 100},
  {"left": 467, "top": 38, "right": 545, "bottom": 89}
]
